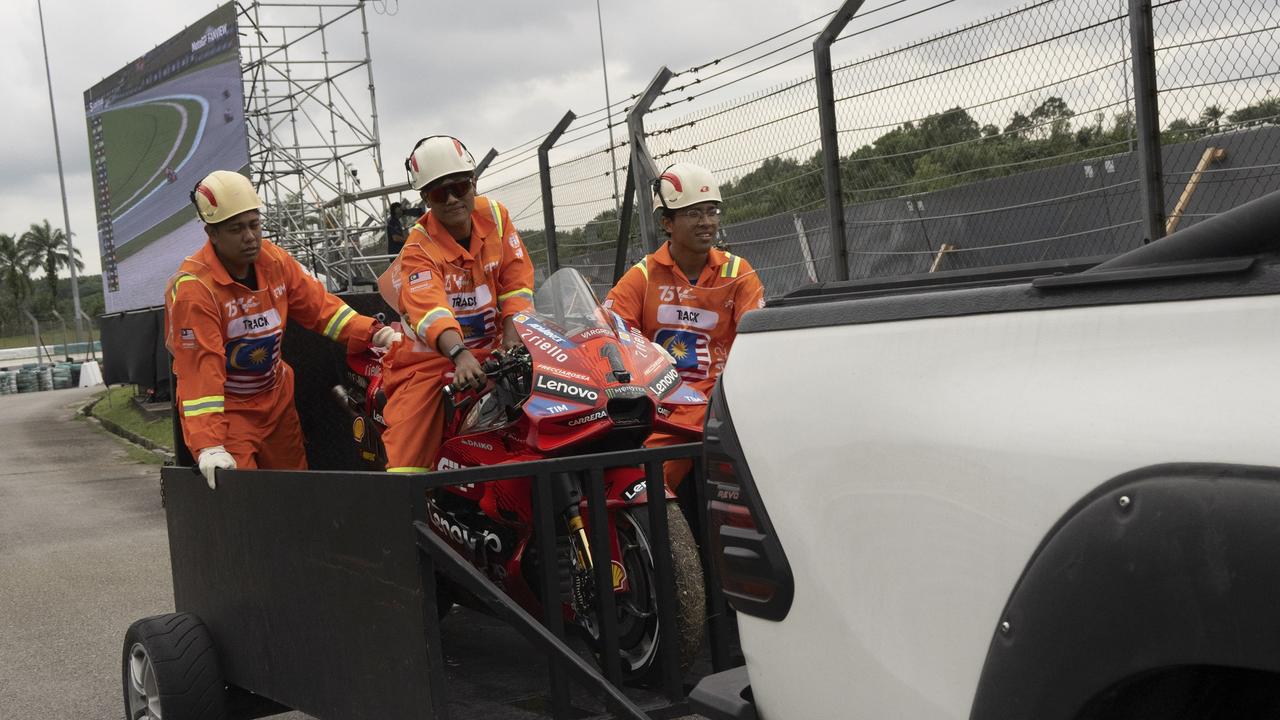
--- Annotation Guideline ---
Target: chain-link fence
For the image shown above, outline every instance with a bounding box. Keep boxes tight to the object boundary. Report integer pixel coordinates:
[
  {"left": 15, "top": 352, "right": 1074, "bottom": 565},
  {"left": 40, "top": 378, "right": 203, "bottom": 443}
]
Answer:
[
  {"left": 480, "top": 0, "right": 1279, "bottom": 300},
  {"left": 1153, "top": 0, "right": 1280, "bottom": 233}
]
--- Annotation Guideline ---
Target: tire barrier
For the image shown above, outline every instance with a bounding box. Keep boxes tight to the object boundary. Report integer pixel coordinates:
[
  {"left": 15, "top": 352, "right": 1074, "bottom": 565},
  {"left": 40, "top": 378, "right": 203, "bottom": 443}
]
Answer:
[{"left": 0, "top": 362, "right": 84, "bottom": 393}]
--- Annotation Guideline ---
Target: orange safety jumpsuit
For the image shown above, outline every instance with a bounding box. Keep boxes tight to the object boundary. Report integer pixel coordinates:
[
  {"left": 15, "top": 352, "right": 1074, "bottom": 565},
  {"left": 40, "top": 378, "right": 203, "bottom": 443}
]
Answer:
[
  {"left": 165, "top": 239, "right": 377, "bottom": 468},
  {"left": 605, "top": 242, "right": 765, "bottom": 486},
  {"left": 377, "top": 195, "right": 535, "bottom": 472}
]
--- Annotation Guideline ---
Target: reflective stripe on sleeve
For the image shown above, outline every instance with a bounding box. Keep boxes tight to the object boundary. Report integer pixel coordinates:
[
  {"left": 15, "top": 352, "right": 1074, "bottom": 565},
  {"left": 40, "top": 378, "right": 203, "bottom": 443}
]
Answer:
[
  {"left": 499, "top": 288, "right": 533, "bottom": 303},
  {"left": 323, "top": 305, "right": 356, "bottom": 340},
  {"left": 721, "top": 254, "right": 742, "bottom": 278},
  {"left": 415, "top": 307, "right": 454, "bottom": 338},
  {"left": 633, "top": 258, "right": 648, "bottom": 279},
  {"left": 388, "top": 466, "right": 431, "bottom": 473},
  {"left": 181, "top": 395, "right": 224, "bottom": 417},
  {"left": 170, "top": 275, "right": 199, "bottom": 302},
  {"left": 490, "top": 201, "right": 504, "bottom": 239}
]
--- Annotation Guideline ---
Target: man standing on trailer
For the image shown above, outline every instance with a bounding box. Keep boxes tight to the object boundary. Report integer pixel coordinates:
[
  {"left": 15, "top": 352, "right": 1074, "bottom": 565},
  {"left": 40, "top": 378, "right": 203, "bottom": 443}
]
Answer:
[
  {"left": 166, "top": 170, "right": 399, "bottom": 489},
  {"left": 606, "top": 162, "right": 765, "bottom": 488}
]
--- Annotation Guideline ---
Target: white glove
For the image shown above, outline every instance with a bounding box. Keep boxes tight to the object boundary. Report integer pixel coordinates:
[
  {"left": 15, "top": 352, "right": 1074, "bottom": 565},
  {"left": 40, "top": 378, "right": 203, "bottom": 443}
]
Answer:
[
  {"left": 371, "top": 326, "right": 402, "bottom": 349},
  {"left": 197, "top": 446, "right": 236, "bottom": 490},
  {"left": 651, "top": 341, "right": 676, "bottom": 365}
]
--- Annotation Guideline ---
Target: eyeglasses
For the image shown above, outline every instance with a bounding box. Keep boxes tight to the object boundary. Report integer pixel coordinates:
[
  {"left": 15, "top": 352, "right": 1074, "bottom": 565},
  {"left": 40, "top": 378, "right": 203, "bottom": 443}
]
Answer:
[
  {"left": 425, "top": 178, "right": 474, "bottom": 203},
  {"left": 674, "top": 206, "right": 723, "bottom": 221}
]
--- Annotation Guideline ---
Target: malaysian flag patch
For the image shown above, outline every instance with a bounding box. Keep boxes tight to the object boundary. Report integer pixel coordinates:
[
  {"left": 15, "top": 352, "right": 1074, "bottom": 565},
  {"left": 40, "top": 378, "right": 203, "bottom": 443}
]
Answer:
[
  {"left": 408, "top": 270, "right": 432, "bottom": 288},
  {"left": 457, "top": 310, "right": 497, "bottom": 345},
  {"left": 179, "top": 328, "right": 196, "bottom": 348},
  {"left": 654, "top": 328, "right": 711, "bottom": 379}
]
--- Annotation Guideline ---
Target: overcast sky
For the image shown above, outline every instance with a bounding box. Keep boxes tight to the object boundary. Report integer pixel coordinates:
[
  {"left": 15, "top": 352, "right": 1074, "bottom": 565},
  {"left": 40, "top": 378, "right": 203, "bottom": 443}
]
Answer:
[{"left": 0, "top": 0, "right": 1024, "bottom": 279}]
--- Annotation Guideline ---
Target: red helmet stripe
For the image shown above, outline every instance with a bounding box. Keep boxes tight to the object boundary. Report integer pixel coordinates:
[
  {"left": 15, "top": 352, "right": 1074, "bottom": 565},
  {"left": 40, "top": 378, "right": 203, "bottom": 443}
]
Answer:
[
  {"left": 409, "top": 153, "right": 420, "bottom": 173},
  {"left": 195, "top": 184, "right": 218, "bottom": 207},
  {"left": 660, "top": 172, "right": 683, "bottom": 193},
  {"left": 452, "top": 138, "right": 464, "bottom": 156}
]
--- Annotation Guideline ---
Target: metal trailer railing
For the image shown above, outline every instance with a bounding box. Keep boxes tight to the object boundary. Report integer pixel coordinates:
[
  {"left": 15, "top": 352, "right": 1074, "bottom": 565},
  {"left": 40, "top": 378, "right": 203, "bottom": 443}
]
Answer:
[{"left": 160, "top": 443, "right": 737, "bottom": 720}]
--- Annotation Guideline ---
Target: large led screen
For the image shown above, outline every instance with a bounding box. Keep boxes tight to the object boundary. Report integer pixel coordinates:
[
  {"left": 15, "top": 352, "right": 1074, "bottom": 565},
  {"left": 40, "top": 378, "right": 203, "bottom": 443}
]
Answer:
[{"left": 85, "top": 3, "right": 248, "bottom": 313}]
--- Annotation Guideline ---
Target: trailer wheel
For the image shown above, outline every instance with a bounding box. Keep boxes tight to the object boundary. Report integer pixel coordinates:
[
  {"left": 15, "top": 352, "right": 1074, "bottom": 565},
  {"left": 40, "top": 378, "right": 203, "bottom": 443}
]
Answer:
[{"left": 122, "top": 613, "right": 227, "bottom": 720}]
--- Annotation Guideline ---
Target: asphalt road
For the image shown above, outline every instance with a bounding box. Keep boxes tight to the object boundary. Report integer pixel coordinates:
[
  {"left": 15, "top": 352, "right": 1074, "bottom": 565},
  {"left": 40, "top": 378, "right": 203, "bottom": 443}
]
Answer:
[
  {"left": 0, "top": 387, "right": 705, "bottom": 720},
  {"left": 0, "top": 387, "right": 313, "bottom": 720}
]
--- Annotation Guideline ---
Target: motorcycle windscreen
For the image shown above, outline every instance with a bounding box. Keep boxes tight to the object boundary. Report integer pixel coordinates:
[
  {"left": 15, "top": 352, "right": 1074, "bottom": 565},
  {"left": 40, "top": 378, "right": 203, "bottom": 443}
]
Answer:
[{"left": 530, "top": 268, "right": 617, "bottom": 339}]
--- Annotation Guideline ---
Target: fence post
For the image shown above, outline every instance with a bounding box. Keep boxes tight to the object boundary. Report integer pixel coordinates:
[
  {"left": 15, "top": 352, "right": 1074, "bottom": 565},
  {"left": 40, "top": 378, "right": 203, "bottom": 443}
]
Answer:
[
  {"left": 612, "top": 167, "right": 637, "bottom": 282},
  {"left": 793, "top": 215, "right": 819, "bottom": 284},
  {"left": 1129, "top": 0, "right": 1166, "bottom": 242},
  {"left": 814, "top": 0, "right": 865, "bottom": 282},
  {"left": 23, "top": 309, "right": 50, "bottom": 365},
  {"left": 538, "top": 111, "right": 577, "bottom": 274},
  {"left": 627, "top": 67, "right": 672, "bottom": 254},
  {"left": 77, "top": 308, "right": 97, "bottom": 361},
  {"left": 49, "top": 308, "right": 69, "bottom": 360},
  {"left": 474, "top": 147, "right": 498, "bottom": 178}
]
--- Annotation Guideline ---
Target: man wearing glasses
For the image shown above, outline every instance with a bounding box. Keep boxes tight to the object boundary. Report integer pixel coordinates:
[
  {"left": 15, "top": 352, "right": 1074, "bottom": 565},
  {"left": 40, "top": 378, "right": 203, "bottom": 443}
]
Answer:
[
  {"left": 605, "top": 162, "right": 765, "bottom": 490},
  {"left": 376, "top": 135, "right": 535, "bottom": 472}
]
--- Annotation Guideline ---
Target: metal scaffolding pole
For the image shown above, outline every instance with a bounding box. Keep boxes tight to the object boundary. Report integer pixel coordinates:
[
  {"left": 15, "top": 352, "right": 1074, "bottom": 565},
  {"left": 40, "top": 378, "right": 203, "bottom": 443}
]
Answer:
[{"left": 239, "top": 0, "right": 387, "bottom": 289}]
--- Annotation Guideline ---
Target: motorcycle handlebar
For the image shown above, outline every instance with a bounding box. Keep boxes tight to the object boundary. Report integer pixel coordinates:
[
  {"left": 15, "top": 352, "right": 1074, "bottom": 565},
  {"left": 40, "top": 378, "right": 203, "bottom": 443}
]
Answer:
[{"left": 442, "top": 350, "right": 513, "bottom": 397}]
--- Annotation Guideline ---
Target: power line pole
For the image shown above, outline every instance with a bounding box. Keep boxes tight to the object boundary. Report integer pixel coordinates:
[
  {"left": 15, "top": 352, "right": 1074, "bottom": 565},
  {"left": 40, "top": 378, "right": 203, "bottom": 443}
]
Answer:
[
  {"left": 595, "top": 0, "right": 622, "bottom": 222},
  {"left": 37, "top": 0, "right": 85, "bottom": 346}
]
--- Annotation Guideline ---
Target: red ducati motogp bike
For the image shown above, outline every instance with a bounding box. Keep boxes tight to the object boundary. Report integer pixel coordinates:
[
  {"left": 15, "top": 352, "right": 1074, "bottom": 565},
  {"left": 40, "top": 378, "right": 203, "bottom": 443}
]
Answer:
[{"left": 335, "top": 268, "right": 706, "bottom": 679}]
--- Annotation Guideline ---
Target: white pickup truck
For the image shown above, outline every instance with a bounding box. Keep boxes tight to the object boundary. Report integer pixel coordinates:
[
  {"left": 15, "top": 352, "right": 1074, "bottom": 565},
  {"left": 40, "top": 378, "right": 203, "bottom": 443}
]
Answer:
[{"left": 691, "top": 189, "right": 1280, "bottom": 720}]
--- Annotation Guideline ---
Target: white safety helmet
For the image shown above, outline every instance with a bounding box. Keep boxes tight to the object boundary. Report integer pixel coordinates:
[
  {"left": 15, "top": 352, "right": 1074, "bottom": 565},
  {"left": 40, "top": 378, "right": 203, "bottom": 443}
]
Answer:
[
  {"left": 653, "top": 162, "right": 722, "bottom": 210},
  {"left": 191, "top": 170, "right": 261, "bottom": 224},
  {"left": 406, "top": 135, "right": 476, "bottom": 191}
]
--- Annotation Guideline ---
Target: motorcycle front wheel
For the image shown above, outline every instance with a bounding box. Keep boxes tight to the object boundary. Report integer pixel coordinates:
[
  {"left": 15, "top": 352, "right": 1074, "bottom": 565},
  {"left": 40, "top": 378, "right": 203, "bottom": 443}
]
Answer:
[{"left": 582, "top": 501, "right": 705, "bottom": 681}]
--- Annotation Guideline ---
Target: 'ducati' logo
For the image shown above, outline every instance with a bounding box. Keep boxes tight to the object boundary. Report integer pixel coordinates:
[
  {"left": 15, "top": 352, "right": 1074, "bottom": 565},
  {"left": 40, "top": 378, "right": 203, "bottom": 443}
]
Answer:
[{"left": 534, "top": 374, "right": 599, "bottom": 404}]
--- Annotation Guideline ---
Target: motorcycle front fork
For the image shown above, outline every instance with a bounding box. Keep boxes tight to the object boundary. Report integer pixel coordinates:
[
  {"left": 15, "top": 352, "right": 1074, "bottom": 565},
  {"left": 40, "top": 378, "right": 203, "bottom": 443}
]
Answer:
[{"left": 550, "top": 471, "right": 594, "bottom": 573}]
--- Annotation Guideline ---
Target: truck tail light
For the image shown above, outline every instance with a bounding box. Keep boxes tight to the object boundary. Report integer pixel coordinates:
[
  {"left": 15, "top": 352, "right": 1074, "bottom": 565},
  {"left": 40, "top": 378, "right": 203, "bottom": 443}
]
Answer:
[{"left": 704, "top": 379, "right": 794, "bottom": 621}]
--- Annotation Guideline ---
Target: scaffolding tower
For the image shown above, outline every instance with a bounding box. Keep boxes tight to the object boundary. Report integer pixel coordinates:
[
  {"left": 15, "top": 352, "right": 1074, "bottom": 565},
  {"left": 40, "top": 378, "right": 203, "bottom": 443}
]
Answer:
[{"left": 237, "top": 0, "right": 393, "bottom": 290}]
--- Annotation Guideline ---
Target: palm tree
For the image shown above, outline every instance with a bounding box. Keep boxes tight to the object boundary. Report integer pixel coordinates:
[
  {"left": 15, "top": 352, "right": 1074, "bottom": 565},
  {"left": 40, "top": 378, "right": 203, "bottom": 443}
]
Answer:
[
  {"left": 0, "top": 233, "right": 33, "bottom": 307},
  {"left": 1199, "top": 105, "right": 1225, "bottom": 133},
  {"left": 19, "top": 220, "right": 83, "bottom": 299}
]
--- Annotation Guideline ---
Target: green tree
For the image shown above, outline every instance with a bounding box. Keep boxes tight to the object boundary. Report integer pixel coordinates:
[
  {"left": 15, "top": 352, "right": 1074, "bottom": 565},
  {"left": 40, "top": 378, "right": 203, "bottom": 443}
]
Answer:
[
  {"left": 1029, "top": 96, "right": 1073, "bottom": 140},
  {"left": 1004, "top": 111, "right": 1033, "bottom": 139},
  {"left": 19, "top": 220, "right": 83, "bottom": 300},
  {"left": 1162, "top": 118, "right": 1197, "bottom": 143},
  {"left": 1199, "top": 105, "right": 1225, "bottom": 132},
  {"left": 0, "top": 233, "right": 33, "bottom": 307},
  {"left": 1227, "top": 97, "right": 1280, "bottom": 127}
]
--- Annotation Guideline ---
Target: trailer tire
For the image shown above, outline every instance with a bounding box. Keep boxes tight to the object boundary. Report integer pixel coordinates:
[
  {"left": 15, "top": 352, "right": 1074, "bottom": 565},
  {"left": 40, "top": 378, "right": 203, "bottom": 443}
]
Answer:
[{"left": 122, "top": 612, "right": 227, "bottom": 720}]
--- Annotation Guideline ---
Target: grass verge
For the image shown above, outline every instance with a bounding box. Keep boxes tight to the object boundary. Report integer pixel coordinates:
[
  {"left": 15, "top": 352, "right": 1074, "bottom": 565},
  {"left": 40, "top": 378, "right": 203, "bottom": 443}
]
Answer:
[{"left": 87, "top": 385, "right": 174, "bottom": 464}]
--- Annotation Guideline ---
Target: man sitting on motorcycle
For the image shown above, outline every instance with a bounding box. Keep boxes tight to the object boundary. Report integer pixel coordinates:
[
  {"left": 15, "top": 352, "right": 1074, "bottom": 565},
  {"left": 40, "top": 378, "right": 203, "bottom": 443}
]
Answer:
[
  {"left": 605, "top": 162, "right": 765, "bottom": 489},
  {"left": 377, "top": 135, "right": 535, "bottom": 472}
]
